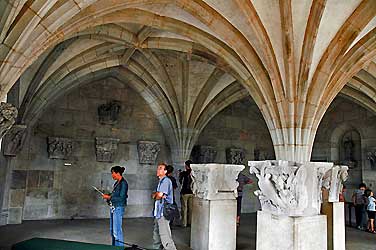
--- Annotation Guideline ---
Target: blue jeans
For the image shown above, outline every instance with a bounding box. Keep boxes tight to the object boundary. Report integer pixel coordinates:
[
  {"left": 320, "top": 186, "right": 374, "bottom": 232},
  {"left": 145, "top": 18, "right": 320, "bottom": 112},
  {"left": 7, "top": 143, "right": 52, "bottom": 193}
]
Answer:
[{"left": 110, "top": 206, "right": 125, "bottom": 246}]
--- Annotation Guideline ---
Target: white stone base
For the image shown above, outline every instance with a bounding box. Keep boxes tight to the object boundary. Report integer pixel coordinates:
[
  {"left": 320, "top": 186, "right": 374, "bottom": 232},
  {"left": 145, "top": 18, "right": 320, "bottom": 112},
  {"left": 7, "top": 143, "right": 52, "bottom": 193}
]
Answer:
[
  {"left": 256, "top": 211, "right": 327, "bottom": 250},
  {"left": 190, "top": 197, "right": 237, "bottom": 250},
  {"left": 332, "top": 202, "right": 345, "bottom": 250}
]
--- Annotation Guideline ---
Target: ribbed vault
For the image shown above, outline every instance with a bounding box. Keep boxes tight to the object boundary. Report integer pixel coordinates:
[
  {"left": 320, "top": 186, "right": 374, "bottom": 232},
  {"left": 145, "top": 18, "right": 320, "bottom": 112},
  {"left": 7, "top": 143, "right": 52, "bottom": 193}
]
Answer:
[{"left": 0, "top": 0, "right": 375, "bottom": 162}]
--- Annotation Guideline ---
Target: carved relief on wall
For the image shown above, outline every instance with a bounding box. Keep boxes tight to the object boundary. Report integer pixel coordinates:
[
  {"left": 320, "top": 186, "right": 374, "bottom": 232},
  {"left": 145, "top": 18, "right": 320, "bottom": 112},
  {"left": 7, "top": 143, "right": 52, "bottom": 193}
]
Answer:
[
  {"left": 95, "top": 137, "right": 120, "bottom": 162},
  {"left": 3, "top": 125, "right": 27, "bottom": 156},
  {"left": 0, "top": 102, "right": 18, "bottom": 139},
  {"left": 249, "top": 160, "right": 333, "bottom": 216},
  {"left": 97, "top": 101, "right": 121, "bottom": 125},
  {"left": 137, "top": 141, "right": 160, "bottom": 164},
  {"left": 191, "top": 145, "right": 217, "bottom": 163},
  {"left": 367, "top": 150, "right": 376, "bottom": 170},
  {"left": 47, "top": 137, "right": 73, "bottom": 159},
  {"left": 226, "top": 148, "right": 245, "bottom": 164}
]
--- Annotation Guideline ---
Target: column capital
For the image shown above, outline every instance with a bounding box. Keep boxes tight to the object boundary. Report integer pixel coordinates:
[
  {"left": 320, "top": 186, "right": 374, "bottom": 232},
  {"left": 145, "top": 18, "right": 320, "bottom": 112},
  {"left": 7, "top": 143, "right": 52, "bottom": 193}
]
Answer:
[{"left": 191, "top": 164, "right": 244, "bottom": 200}]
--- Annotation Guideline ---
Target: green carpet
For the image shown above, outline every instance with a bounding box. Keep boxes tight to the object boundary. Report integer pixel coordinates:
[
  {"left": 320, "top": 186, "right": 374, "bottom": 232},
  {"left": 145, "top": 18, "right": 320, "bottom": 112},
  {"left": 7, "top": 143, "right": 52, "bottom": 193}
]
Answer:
[{"left": 11, "top": 238, "right": 125, "bottom": 250}]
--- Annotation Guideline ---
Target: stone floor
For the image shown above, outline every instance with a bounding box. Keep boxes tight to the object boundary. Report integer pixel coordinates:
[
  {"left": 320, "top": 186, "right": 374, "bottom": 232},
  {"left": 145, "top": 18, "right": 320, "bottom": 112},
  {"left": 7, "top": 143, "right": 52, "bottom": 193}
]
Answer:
[{"left": 0, "top": 213, "right": 375, "bottom": 250}]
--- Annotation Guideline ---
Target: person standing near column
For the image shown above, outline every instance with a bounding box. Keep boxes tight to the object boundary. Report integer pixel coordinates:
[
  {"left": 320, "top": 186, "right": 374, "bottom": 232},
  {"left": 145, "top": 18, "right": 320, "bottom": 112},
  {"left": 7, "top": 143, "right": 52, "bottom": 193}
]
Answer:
[
  {"left": 236, "top": 172, "right": 253, "bottom": 226},
  {"left": 152, "top": 163, "right": 177, "bottom": 250},
  {"left": 102, "top": 166, "right": 128, "bottom": 246},
  {"left": 352, "top": 182, "right": 367, "bottom": 230},
  {"left": 179, "top": 160, "right": 194, "bottom": 227}
]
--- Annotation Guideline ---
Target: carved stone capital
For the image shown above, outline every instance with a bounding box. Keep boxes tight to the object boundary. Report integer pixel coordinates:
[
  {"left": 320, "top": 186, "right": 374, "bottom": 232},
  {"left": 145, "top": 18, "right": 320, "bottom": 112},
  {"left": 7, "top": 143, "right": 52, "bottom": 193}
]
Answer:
[
  {"left": 137, "top": 141, "right": 160, "bottom": 164},
  {"left": 95, "top": 137, "right": 120, "bottom": 162},
  {"left": 191, "top": 164, "right": 245, "bottom": 200},
  {"left": 0, "top": 102, "right": 18, "bottom": 139},
  {"left": 47, "top": 137, "right": 73, "bottom": 159},
  {"left": 249, "top": 160, "right": 333, "bottom": 216},
  {"left": 192, "top": 145, "right": 217, "bottom": 163},
  {"left": 322, "top": 165, "right": 348, "bottom": 202},
  {"left": 226, "top": 148, "right": 245, "bottom": 164},
  {"left": 3, "top": 125, "right": 27, "bottom": 156},
  {"left": 97, "top": 101, "right": 121, "bottom": 125}
]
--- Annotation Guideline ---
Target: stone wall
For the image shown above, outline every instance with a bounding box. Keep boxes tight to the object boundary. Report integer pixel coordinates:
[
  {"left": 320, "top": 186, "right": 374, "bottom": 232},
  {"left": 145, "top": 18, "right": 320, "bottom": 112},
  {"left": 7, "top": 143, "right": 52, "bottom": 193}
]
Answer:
[
  {"left": 195, "top": 98, "right": 275, "bottom": 213},
  {"left": 313, "top": 96, "right": 376, "bottom": 192},
  {"left": 6, "top": 78, "right": 169, "bottom": 222}
]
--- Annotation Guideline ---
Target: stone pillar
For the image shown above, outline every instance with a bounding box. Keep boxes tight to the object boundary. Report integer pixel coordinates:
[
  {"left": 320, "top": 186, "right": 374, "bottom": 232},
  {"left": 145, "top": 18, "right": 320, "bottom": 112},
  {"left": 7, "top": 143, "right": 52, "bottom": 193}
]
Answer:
[
  {"left": 190, "top": 164, "right": 244, "bottom": 250},
  {"left": 249, "top": 160, "right": 333, "bottom": 250},
  {"left": 322, "top": 165, "right": 348, "bottom": 250}
]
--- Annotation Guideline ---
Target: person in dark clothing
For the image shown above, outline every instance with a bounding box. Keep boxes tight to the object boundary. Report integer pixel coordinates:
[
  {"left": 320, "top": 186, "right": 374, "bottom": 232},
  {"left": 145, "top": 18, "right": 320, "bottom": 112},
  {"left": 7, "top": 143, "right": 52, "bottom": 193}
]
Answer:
[
  {"left": 352, "top": 182, "right": 367, "bottom": 230},
  {"left": 102, "top": 166, "right": 128, "bottom": 246},
  {"left": 166, "top": 165, "right": 180, "bottom": 226},
  {"left": 179, "top": 160, "right": 193, "bottom": 227}
]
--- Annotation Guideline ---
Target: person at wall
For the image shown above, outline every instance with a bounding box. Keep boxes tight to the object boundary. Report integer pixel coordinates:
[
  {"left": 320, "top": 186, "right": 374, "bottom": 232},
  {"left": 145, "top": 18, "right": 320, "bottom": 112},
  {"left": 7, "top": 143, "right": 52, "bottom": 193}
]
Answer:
[
  {"left": 352, "top": 182, "right": 367, "bottom": 230},
  {"left": 236, "top": 172, "right": 253, "bottom": 225},
  {"left": 152, "top": 163, "right": 177, "bottom": 250},
  {"left": 102, "top": 166, "right": 128, "bottom": 246},
  {"left": 366, "top": 189, "right": 376, "bottom": 233},
  {"left": 179, "top": 160, "right": 194, "bottom": 227}
]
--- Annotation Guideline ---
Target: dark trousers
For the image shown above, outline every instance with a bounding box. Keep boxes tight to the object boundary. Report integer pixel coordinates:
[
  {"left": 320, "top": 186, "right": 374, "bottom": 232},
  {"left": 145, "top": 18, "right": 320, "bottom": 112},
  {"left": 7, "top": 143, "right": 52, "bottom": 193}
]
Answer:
[{"left": 355, "top": 204, "right": 365, "bottom": 228}]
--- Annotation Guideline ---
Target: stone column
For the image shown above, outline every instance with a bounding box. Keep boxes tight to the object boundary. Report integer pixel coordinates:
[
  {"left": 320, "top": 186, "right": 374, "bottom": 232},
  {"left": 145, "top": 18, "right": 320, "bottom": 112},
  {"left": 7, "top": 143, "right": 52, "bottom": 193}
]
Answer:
[
  {"left": 249, "top": 160, "right": 333, "bottom": 250},
  {"left": 190, "top": 164, "right": 244, "bottom": 250},
  {"left": 322, "top": 165, "right": 348, "bottom": 250}
]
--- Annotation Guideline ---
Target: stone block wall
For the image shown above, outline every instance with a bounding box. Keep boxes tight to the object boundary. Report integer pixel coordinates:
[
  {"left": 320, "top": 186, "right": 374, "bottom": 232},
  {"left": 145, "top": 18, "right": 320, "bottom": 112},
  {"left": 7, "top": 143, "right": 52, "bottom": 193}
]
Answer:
[
  {"left": 195, "top": 98, "right": 274, "bottom": 213},
  {"left": 7, "top": 79, "right": 169, "bottom": 221}
]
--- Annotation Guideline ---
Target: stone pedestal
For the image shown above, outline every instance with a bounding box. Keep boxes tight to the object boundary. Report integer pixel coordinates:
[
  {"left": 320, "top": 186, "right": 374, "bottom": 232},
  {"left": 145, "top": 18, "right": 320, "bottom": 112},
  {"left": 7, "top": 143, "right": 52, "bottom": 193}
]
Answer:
[
  {"left": 322, "top": 202, "right": 345, "bottom": 250},
  {"left": 257, "top": 211, "right": 327, "bottom": 250},
  {"left": 190, "top": 164, "right": 244, "bottom": 250},
  {"left": 191, "top": 198, "right": 237, "bottom": 250}
]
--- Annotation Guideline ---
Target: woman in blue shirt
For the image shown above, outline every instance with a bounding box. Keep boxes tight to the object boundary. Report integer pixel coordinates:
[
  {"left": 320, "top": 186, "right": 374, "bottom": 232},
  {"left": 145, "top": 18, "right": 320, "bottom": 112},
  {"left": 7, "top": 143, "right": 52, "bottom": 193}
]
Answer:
[{"left": 103, "top": 166, "right": 128, "bottom": 246}]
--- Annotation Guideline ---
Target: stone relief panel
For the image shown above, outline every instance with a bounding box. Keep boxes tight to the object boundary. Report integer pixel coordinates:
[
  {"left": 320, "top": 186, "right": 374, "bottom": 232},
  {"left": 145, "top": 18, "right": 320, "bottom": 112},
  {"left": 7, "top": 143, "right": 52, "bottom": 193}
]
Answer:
[
  {"left": 47, "top": 137, "right": 73, "bottom": 159},
  {"left": 249, "top": 160, "right": 333, "bottom": 216},
  {"left": 226, "top": 148, "right": 245, "bottom": 164},
  {"left": 3, "top": 125, "right": 27, "bottom": 156},
  {"left": 322, "top": 165, "right": 348, "bottom": 202},
  {"left": 95, "top": 137, "right": 120, "bottom": 162},
  {"left": 0, "top": 102, "right": 18, "bottom": 139},
  {"left": 191, "top": 145, "right": 217, "bottom": 163},
  {"left": 137, "top": 141, "right": 160, "bottom": 164},
  {"left": 97, "top": 101, "right": 121, "bottom": 125},
  {"left": 191, "top": 163, "right": 244, "bottom": 200},
  {"left": 367, "top": 150, "right": 376, "bottom": 170}
]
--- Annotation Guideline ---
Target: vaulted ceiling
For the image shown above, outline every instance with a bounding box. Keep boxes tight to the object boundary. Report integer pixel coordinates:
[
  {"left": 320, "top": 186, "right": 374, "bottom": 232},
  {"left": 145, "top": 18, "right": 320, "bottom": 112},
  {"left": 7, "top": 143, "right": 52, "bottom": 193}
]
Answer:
[{"left": 0, "top": 0, "right": 375, "bottom": 162}]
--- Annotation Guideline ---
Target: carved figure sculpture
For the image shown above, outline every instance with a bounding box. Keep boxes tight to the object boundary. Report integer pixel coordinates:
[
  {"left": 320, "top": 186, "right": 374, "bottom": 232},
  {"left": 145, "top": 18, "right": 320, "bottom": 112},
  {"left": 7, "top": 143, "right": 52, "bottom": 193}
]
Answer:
[
  {"left": 322, "top": 165, "right": 349, "bottom": 202},
  {"left": 0, "top": 102, "right": 18, "bottom": 138},
  {"left": 97, "top": 101, "right": 121, "bottom": 125},
  {"left": 191, "top": 145, "right": 217, "bottom": 163},
  {"left": 95, "top": 137, "right": 120, "bottom": 162},
  {"left": 249, "top": 160, "right": 332, "bottom": 216},
  {"left": 137, "top": 141, "right": 160, "bottom": 164},
  {"left": 367, "top": 151, "right": 376, "bottom": 170},
  {"left": 226, "top": 148, "right": 245, "bottom": 164},
  {"left": 47, "top": 137, "right": 73, "bottom": 159}
]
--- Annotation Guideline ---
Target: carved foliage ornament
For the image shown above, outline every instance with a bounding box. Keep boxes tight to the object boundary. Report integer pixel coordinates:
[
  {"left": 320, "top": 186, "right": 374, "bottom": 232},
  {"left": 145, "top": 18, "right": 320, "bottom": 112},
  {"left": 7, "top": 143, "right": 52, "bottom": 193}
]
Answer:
[
  {"left": 137, "top": 141, "right": 160, "bottom": 164},
  {"left": 0, "top": 102, "right": 18, "bottom": 139},
  {"left": 95, "top": 137, "right": 120, "bottom": 163},
  {"left": 322, "top": 165, "right": 348, "bottom": 202},
  {"left": 3, "top": 125, "right": 27, "bottom": 156},
  {"left": 249, "top": 160, "right": 333, "bottom": 216},
  {"left": 47, "top": 137, "right": 73, "bottom": 159},
  {"left": 98, "top": 101, "right": 121, "bottom": 125}
]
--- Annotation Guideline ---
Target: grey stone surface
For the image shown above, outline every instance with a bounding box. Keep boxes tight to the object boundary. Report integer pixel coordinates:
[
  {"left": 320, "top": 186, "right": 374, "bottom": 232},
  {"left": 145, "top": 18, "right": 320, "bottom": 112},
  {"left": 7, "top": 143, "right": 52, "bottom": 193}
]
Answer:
[
  {"left": 191, "top": 145, "right": 217, "bottom": 163},
  {"left": 226, "top": 148, "right": 245, "bottom": 164},
  {"left": 0, "top": 102, "right": 18, "bottom": 139},
  {"left": 256, "top": 211, "right": 327, "bottom": 250},
  {"left": 3, "top": 125, "right": 27, "bottom": 156},
  {"left": 95, "top": 137, "right": 119, "bottom": 162},
  {"left": 249, "top": 160, "right": 333, "bottom": 216},
  {"left": 97, "top": 100, "right": 121, "bottom": 125},
  {"left": 333, "top": 202, "right": 346, "bottom": 250},
  {"left": 9, "top": 189, "right": 25, "bottom": 207},
  {"left": 7, "top": 207, "right": 22, "bottom": 224},
  {"left": 10, "top": 170, "right": 27, "bottom": 189},
  {"left": 322, "top": 166, "right": 348, "bottom": 203},
  {"left": 137, "top": 141, "right": 160, "bottom": 164}
]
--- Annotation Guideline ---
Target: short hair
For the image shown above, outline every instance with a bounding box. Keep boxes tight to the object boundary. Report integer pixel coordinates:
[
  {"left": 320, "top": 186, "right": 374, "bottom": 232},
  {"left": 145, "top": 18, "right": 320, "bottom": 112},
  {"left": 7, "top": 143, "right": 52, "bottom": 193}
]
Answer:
[
  {"left": 166, "top": 165, "right": 174, "bottom": 174},
  {"left": 158, "top": 162, "right": 167, "bottom": 170},
  {"left": 359, "top": 183, "right": 367, "bottom": 189},
  {"left": 111, "top": 165, "right": 125, "bottom": 175},
  {"left": 365, "top": 189, "right": 372, "bottom": 197},
  {"left": 185, "top": 160, "right": 193, "bottom": 167}
]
